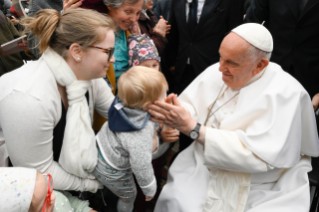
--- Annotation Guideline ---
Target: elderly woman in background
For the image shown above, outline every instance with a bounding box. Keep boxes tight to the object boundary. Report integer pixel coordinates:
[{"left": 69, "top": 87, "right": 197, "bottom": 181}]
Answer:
[{"left": 137, "top": 0, "right": 170, "bottom": 55}]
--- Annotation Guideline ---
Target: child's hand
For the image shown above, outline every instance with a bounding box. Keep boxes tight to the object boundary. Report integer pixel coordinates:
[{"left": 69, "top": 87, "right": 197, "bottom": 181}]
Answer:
[
  {"left": 161, "top": 127, "right": 179, "bottom": 143},
  {"left": 145, "top": 196, "right": 154, "bottom": 201}
]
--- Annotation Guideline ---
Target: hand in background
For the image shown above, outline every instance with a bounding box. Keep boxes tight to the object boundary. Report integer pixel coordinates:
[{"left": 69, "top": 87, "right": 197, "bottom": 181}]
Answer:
[
  {"left": 10, "top": 16, "right": 19, "bottom": 25},
  {"left": 18, "top": 38, "right": 29, "bottom": 51},
  {"left": 166, "top": 24, "right": 171, "bottom": 34},
  {"left": 153, "top": 17, "right": 167, "bottom": 37},
  {"left": 312, "top": 93, "right": 319, "bottom": 111},
  {"left": 145, "top": 195, "right": 154, "bottom": 201},
  {"left": 160, "top": 16, "right": 171, "bottom": 34},
  {"left": 63, "top": 0, "right": 83, "bottom": 13}
]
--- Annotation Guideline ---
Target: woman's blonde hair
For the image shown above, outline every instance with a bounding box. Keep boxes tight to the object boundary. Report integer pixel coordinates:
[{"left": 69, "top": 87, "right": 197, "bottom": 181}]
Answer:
[
  {"left": 22, "top": 8, "right": 116, "bottom": 56},
  {"left": 118, "top": 66, "right": 168, "bottom": 110}
]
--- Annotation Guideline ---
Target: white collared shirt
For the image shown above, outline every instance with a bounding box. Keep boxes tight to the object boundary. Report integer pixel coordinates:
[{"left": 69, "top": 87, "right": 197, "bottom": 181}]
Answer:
[
  {"left": 185, "top": 0, "right": 206, "bottom": 23},
  {"left": 186, "top": 0, "right": 205, "bottom": 64}
]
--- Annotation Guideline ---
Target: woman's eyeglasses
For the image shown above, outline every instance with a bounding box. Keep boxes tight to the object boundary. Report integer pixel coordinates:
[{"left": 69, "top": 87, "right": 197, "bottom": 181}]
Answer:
[
  {"left": 89, "top": 46, "right": 115, "bottom": 62},
  {"left": 42, "top": 173, "right": 53, "bottom": 212},
  {"left": 65, "top": 45, "right": 115, "bottom": 62}
]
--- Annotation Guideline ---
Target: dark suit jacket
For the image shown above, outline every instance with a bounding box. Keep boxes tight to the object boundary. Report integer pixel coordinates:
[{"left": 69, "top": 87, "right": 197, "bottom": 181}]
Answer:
[
  {"left": 166, "top": 0, "right": 244, "bottom": 82},
  {"left": 244, "top": 0, "right": 251, "bottom": 12},
  {"left": 245, "top": 0, "right": 319, "bottom": 98},
  {"left": 153, "top": 0, "right": 171, "bottom": 20}
]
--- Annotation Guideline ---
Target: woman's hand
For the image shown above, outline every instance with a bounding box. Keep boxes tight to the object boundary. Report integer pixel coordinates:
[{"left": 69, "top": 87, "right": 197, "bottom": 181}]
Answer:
[
  {"left": 63, "top": 0, "right": 83, "bottom": 13},
  {"left": 10, "top": 16, "right": 19, "bottom": 25},
  {"left": 148, "top": 94, "right": 197, "bottom": 135},
  {"left": 166, "top": 24, "right": 171, "bottom": 34},
  {"left": 153, "top": 16, "right": 167, "bottom": 37},
  {"left": 161, "top": 127, "right": 179, "bottom": 143},
  {"left": 18, "top": 38, "right": 29, "bottom": 51}
]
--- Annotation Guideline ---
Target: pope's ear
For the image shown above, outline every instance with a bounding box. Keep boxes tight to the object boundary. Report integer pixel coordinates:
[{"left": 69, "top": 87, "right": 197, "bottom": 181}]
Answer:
[{"left": 253, "top": 58, "right": 269, "bottom": 75}]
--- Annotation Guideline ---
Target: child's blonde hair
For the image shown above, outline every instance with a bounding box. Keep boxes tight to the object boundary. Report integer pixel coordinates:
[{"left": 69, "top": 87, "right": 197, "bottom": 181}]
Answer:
[{"left": 118, "top": 66, "right": 168, "bottom": 110}]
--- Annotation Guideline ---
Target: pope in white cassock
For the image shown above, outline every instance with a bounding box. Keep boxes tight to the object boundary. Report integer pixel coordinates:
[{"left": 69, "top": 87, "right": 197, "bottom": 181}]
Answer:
[{"left": 148, "top": 23, "right": 319, "bottom": 212}]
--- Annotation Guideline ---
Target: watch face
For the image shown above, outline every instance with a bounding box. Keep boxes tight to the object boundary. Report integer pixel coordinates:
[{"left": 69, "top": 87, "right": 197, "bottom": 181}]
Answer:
[{"left": 190, "top": 131, "right": 198, "bottom": 140}]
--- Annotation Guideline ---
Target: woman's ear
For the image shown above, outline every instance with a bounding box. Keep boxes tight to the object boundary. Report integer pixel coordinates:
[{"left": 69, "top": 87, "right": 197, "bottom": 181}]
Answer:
[
  {"left": 68, "top": 43, "right": 83, "bottom": 62},
  {"left": 106, "top": 5, "right": 113, "bottom": 11}
]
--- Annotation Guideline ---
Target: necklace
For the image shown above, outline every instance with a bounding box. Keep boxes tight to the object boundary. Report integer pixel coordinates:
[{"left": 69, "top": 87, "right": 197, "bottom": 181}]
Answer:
[
  {"left": 203, "top": 69, "right": 267, "bottom": 126},
  {"left": 204, "top": 84, "right": 240, "bottom": 125}
]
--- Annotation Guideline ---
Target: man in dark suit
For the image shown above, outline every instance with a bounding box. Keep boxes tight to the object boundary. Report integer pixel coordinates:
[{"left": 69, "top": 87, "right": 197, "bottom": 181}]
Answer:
[
  {"left": 152, "top": 0, "right": 171, "bottom": 20},
  {"left": 166, "top": 0, "right": 244, "bottom": 95},
  {"left": 165, "top": 0, "right": 244, "bottom": 152},
  {"left": 245, "top": 0, "right": 319, "bottom": 103}
]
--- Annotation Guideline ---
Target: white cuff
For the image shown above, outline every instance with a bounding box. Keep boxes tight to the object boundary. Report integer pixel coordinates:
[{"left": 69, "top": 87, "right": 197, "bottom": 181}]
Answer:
[{"left": 204, "top": 128, "right": 268, "bottom": 173}]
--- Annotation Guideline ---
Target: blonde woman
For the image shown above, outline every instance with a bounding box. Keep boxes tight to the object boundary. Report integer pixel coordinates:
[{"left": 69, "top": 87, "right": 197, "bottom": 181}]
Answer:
[{"left": 0, "top": 8, "right": 115, "bottom": 201}]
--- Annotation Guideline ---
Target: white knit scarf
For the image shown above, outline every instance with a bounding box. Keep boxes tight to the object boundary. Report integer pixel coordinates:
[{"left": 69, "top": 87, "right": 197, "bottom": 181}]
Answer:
[{"left": 43, "top": 48, "right": 97, "bottom": 179}]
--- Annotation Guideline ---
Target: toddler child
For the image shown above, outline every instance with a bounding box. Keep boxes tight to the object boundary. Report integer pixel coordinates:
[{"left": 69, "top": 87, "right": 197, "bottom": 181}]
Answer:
[
  {"left": 128, "top": 33, "right": 179, "bottom": 157},
  {"left": 126, "top": 33, "right": 180, "bottom": 210},
  {"left": 0, "top": 167, "right": 96, "bottom": 212},
  {"left": 128, "top": 33, "right": 161, "bottom": 71},
  {"left": 93, "top": 66, "right": 168, "bottom": 212}
]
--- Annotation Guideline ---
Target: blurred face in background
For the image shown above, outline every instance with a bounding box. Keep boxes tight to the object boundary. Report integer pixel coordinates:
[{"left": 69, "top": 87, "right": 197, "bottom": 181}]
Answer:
[
  {"left": 106, "top": 0, "right": 144, "bottom": 31},
  {"left": 146, "top": 0, "right": 153, "bottom": 10}
]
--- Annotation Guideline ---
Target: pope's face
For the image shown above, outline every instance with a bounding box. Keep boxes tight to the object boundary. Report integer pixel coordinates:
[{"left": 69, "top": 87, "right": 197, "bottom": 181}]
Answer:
[{"left": 218, "top": 32, "right": 260, "bottom": 89}]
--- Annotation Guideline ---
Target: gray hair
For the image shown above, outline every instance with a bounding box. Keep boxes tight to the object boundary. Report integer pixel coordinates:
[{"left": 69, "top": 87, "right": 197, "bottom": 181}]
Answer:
[
  {"left": 246, "top": 45, "right": 272, "bottom": 62},
  {"left": 103, "top": 0, "right": 145, "bottom": 8}
]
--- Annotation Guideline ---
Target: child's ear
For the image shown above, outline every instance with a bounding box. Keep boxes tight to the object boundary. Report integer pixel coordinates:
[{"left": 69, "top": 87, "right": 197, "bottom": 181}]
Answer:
[{"left": 142, "top": 102, "right": 151, "bottom": 111}]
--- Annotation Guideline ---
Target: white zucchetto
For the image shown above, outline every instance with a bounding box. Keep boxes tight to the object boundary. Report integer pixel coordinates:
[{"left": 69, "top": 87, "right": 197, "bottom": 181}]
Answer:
[{"left": 232, "top": 23, "right": 273, "bottom": 52}]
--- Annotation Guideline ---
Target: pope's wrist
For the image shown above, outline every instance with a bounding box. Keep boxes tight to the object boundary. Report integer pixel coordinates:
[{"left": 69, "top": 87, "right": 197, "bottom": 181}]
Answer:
[{"left": 182, "top": 119, "right": 197, "bottom": 136}]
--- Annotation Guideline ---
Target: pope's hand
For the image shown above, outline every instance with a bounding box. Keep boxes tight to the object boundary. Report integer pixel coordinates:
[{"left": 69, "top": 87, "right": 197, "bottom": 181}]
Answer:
[
  {"left": 148, "top": 94, "right": 196, "bottom": 135},
  {"left": 312, "top": 93, "right": 319, "bottom": 111}
]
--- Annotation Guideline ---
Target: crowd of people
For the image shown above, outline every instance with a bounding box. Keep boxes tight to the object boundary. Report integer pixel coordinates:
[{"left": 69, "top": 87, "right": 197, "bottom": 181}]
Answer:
[{"left": 0, "top": 0, "right": 319, "bottom": 212}]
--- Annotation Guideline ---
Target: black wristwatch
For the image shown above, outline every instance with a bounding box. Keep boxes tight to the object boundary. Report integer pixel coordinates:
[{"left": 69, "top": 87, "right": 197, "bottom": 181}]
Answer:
[{"left": 189, "top": 123, "right": 201, "bottom": 140}]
